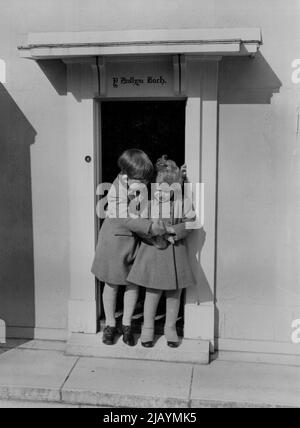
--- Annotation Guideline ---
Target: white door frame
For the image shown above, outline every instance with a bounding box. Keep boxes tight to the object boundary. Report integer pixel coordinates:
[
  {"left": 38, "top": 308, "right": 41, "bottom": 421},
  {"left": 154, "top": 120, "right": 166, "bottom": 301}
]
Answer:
[
  {"left": 184, "top": 57, "right": 220, "bottom": 349},
  {"left": 65, "top": 56, "right": 220, "bottom": 350}
]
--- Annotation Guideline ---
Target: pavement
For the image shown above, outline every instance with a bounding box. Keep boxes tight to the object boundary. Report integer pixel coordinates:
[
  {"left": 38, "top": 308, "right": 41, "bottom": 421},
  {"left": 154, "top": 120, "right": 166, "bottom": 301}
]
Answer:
[{"left": 0, "top": 340, "right": 299, "bottom": 408}]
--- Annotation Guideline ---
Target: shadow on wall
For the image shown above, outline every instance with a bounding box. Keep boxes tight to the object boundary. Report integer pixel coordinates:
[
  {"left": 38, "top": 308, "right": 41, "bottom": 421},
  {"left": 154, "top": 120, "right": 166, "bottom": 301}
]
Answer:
[
  {"left": 186, "top": 228, "right": 213, "bottom": 304},
  {"left": 184, "top": 52, "right": 282, "bottom": 341},
  {"left": 0, "top": 83, "right": 36, "bottom": 341},
  {"left": 36, "top": 59, "right": 94, "bottom": 102},
  {"left": 219, "top": 52, "right": 282, "bottom": 104},
  {"left": 213, "top": 52, "right": 282, "bottom": 340},
  {"left": 37, "top": 60, "right": 67, "bottom": 96}
]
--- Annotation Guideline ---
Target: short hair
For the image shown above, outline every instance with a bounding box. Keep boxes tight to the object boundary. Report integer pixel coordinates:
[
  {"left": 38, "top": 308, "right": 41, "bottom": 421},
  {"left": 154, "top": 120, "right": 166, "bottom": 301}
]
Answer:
[
  {"left": 155, "top": 155, "right": 182, "bottom": 185},
  {"left": 118, "top": 149, "right": 154, "bottom": 181}
]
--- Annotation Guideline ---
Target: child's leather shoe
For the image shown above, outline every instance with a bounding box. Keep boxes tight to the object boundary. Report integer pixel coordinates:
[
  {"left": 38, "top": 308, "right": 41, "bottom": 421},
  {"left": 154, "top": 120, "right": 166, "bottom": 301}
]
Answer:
[
  {"left": 167, "top": 341, "right": 180, "bottom": 348},
  {"left": 141, "top": 341, "right": 154, "bottom": 348},
  {"left": 122, "top": 325, "right": 135, "bottom": 347},
  {"left": 102, "top": 326, "right": 117, "bottom": 345}
]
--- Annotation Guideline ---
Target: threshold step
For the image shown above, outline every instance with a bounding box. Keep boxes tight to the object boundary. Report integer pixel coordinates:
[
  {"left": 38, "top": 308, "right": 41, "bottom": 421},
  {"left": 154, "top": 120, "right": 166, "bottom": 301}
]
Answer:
[{"left": 66, "top": 333, "right": 210, "bottom": 365}]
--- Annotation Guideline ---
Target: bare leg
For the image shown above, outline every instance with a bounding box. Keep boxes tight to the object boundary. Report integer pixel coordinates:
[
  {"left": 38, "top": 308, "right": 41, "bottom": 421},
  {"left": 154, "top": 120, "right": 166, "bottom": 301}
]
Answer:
[
  {"left": 142, "top": 288, "right": 163, "bottom": 343},
  {"left": 165, "top": 289, "right": 182, "bottom": 343},
  {"left": 103, "top": 283, "right": 119, "bottom": 327},
  {"left": 122, "top": 284, "right": 140, "bottom": 326}
]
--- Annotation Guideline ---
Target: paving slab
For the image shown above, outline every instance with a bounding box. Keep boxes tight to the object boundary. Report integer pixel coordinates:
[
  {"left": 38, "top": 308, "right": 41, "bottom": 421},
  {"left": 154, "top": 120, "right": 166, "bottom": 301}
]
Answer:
[
  {"left": 62, "top": 357, "right": 193, "bottom": 408},
  {"left": 191, "top": 360, "right": 300, "bottom": 408},
  {"left": 66, "top": 333, "right": 209, "bottom": 365},
  {"left": 214, "top": 350, "right": 300, "bottom": 367},
  {"left": 0, "top": 344, "right": 299, "bottom": 408},
  {"left": 0, "top": 349, "right": 78, "bottom": 403},
  {"left": 0, "top": 339, "right": 30, "bottom": 349},
  {"left": 0, "top": 339, "right": 66, "bottom": 352},
  {"left": 18, "top": 340, "right": 66, "bottom": 352}
]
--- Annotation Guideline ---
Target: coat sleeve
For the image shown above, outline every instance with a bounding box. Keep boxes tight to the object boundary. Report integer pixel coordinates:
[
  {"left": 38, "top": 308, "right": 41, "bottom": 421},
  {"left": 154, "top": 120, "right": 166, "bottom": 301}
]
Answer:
[
  {"left": 172, "top": 197, "right": 198, "bottom": 241},
  {"left": 171, "top": 222, "right": 192, "bottom": 241}
]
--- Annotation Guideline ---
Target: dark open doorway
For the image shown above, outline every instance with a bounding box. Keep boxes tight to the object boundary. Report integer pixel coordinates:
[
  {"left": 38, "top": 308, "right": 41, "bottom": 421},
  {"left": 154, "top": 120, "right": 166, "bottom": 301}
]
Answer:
[
  {"left": 97, "top": 99, "right": 186, "bottom": 335},
  {"left": 101, "top": 100, "right": 186, "bottom": 183}
]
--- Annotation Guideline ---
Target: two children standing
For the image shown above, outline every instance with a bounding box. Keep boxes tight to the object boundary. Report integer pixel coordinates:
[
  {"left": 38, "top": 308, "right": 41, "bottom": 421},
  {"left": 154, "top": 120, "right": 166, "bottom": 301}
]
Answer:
[{"left": 91, "top": 149, "right": 196, "bottom": 348}]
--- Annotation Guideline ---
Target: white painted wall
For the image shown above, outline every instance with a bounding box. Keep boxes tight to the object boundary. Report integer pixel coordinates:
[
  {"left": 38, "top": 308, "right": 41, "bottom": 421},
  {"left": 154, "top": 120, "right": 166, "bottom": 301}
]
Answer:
[
  {"left": 216, "top": 1, "right": 300, "bottom": 352},
  {"left": 0, "top": 0, "right": 71, "bottom": 338}
]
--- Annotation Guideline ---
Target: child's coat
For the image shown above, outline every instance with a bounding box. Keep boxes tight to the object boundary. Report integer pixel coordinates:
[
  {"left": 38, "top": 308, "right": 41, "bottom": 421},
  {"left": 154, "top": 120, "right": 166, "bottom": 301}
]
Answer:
[
  {"left": 91, "top": 175, "right": 152, "bottom": 285},
  {"left": 127, "top": 194, "right": 196, "bottom": 291}
]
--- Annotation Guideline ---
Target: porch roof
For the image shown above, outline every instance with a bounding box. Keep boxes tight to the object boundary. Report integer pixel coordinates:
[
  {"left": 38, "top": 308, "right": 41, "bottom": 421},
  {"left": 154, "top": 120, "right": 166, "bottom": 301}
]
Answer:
[{"left": 18, "top": 28, "right": 262, "bottom": 59}]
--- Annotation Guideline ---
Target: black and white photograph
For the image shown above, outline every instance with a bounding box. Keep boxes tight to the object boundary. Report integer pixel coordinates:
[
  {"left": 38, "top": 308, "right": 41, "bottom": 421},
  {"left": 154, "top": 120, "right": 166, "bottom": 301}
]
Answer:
[{"left": 0, "top": 0, "right": 300, "bottom": 411}]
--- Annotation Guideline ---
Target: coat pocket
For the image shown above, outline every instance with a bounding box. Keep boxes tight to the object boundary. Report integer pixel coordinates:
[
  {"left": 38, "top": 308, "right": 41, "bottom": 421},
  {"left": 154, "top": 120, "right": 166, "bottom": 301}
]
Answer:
[{"left": 114, "top": 233, "right": 135, "bottom": 237}]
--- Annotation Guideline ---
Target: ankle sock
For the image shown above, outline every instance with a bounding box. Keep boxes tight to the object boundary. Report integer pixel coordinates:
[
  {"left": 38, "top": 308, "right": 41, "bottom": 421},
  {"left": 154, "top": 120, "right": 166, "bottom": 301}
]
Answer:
[
  {"left": 164, "top": 326, "right": 179, "bottom": 343},
  {"left": 141, "top": 326, "right": 155, "bottom": 343},
  {"left": 164, "top": 289, "right": 182, "bottom": 343}
]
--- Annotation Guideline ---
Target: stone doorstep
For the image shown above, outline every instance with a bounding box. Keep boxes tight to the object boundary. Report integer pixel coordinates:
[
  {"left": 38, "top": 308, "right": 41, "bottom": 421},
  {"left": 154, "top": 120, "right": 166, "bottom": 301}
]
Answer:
[{"left": 66, "top": 333, "right": 210, "bottom": 365}]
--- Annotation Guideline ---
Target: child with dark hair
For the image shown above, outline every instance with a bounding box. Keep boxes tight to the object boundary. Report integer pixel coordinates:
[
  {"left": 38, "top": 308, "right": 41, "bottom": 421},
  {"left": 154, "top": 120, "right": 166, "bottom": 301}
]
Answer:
[
  {"left": 127, "top": 155, "right": 196, "bottom": 348},
  {"left": 91, "top": 149, "right": 166, "bottom": 347},
  {"left": 118, "top": 148, "right": 154, "bottom": 182}
]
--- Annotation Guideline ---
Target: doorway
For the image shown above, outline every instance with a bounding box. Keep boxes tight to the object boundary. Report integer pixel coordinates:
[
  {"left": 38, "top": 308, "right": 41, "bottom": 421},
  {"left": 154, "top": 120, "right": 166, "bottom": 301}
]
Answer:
[{"left": 97, "top": 100, "right": 186, "bottom": 335}]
